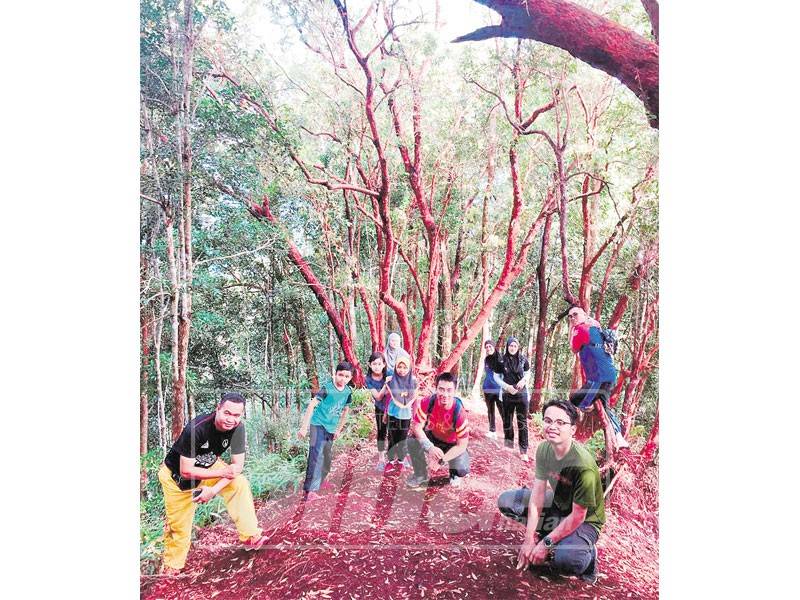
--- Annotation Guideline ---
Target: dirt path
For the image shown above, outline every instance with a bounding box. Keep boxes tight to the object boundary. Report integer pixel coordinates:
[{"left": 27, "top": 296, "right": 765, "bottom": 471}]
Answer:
[{"left": 142, "top": 404, "right": 658, "bottom": 599}]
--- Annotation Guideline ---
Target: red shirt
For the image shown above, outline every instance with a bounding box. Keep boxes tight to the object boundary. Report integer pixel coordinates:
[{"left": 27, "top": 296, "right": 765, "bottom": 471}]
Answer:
[
  {"left": 413, "top": 395, "right": 469, "bottom": 444},
  {"left": 570, "top": 322, "right": 591, "bottom": 353}
]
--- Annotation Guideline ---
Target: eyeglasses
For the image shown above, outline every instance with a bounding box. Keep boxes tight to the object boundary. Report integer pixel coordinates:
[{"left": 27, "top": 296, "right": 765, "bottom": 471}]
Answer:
[{"left": 542, "top": 418, "right": 572, "bottom": 427}]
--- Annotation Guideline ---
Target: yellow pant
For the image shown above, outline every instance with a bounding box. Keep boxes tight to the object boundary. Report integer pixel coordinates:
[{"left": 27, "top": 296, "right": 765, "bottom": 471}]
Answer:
[{"left": 157, "top": 461, "right": 262, "bottom": 569}]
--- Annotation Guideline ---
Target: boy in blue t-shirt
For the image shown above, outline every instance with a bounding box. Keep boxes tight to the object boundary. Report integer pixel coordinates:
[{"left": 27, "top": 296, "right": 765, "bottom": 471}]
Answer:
[{"left": 298, "top": 362, "right": 354, "bottom": 501}]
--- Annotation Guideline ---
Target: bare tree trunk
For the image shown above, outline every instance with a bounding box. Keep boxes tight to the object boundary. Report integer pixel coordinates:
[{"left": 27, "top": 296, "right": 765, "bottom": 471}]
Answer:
[
  {"left": 293, "top": 298, "right": 320, "bottom": 390},
  {"left": 170, "top": 0, "right": 196, "bottom": 442},
  {"left": 531, "top": 213, "right": 553, "bottom": 412}
]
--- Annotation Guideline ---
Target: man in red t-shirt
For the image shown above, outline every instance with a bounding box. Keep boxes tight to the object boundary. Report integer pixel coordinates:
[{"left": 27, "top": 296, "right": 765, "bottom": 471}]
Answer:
[{"left": 405, "top": 371, "right": 470, "bottom": 488}]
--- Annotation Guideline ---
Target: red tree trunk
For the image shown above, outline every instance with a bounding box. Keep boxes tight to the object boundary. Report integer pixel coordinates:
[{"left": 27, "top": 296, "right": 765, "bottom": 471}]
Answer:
[
  {"left": 455, "top": 0, "right": 659, "bottom": 127},
  {"left": 642, "top": 405, "right": 659, "bottom": 461},
  {"left": 256, "top": 196, "right": 365, "bottom": 386}
]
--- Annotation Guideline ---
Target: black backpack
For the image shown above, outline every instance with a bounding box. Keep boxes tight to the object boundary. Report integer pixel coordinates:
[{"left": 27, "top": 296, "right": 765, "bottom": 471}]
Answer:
[
  {"left": 423, "top": 395, "right": 464, "bottom": 431},
  {"left": 599, "top": 328, "right": 619, "bottom": 356}
]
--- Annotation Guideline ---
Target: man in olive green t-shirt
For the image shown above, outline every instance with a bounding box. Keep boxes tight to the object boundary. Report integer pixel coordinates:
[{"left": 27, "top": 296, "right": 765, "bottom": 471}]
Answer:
[{"left": 498, "top": 399, "right": 605, "bottom": 583}]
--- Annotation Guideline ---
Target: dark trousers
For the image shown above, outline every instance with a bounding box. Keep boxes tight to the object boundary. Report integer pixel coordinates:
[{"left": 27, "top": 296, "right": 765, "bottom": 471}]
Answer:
[
  {"left": 387, "top": 416, "right": 411, "bottom": 462},
  {"left": 497, "top": 487, "right": 598, "bottom": 577},
  {"left": 483, "top": 391, "right": 501, "bottom": 432},
  {"left": 569, "top": 381, "right": 623, "bottom": 435},
  {"left": 501, "top": 391, "right": 530, "bottom": 453},
  {"left": 375, "top": 407, "right": 388, "bottom": 452},
  {"left": 303, "top": 424, "right": 334, "bottom": 492},
  {"left": 407, "top": 430, "right": 470, "bottom": 479}
]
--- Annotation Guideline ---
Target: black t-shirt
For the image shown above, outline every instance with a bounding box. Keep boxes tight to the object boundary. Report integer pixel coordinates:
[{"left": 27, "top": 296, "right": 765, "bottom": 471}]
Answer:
[{"left": 164, "top": 412, "right": 246, "bottom": 490}]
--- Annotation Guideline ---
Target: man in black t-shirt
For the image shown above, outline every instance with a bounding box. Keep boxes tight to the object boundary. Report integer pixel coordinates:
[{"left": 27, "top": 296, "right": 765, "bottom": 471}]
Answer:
[{"left": 157, "top": 392, "right": 268, "bottom": 575}]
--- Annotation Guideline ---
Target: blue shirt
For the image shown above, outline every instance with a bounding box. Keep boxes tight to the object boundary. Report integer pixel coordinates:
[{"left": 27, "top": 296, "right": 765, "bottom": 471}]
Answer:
[
  {"left": 578, "top": 326, "right": 618, "bottom": 384},
  {"left": 310, "top": 381, "right": 353, "bottom": 433},
  {"left": 366, "top": 374, "right": 387, "bottom": 411}
]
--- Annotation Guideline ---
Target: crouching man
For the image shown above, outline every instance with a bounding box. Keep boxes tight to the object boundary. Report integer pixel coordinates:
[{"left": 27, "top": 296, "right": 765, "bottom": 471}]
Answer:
[
  {"left": 157, "top": 392, "right": 268, "bottom": 575},
  {"left": 497, "top": 400, "right": 604, "bottom": 583},
  {"left": 405, "top": 371, "right": 470, "bottom": 488}
]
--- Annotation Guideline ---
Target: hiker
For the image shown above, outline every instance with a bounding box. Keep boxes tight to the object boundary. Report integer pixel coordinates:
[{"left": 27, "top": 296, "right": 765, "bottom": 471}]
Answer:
[
  {"left": 498, "top": 400, "right": 604, "bottom": 584},
  {"left": 498, "top": 336, "right": 532, "bottom": 462},
  {"left": 482, "top": 339, "right": 504, "bottom": 440},
  {"left": 365, "top": 351, "right": 390, "bottom": 471},
  {"left": 157, "top": 392, "right": 269, "bottom": 575},
  {"left": 298, "top": 361, "right": 354, "bottom": 501},
  {"left": 405, "top": 371, "right": 470, "bottom": 488},
  {"left": 384, "top": 354, "right": 418, "bottom": 470},
  {"left": 567, "top": 306, "right": 628, "bottom": 449},
  {"left": 384, "top": 331, "right": 411, "bottom": 377}
]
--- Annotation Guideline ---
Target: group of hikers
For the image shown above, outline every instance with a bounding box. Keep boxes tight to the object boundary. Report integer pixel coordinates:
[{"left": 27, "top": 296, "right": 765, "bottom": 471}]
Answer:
[{"left": 156, "top": 305, "right": 628, "bottom": 585}]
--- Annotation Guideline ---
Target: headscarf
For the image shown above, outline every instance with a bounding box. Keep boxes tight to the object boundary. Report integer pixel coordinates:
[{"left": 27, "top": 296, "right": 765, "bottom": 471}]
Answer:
[
  {"left": 504, "top": 336, "right": 525, "bottom": 378},
  {"left": 387, "top": 355, "right": 416, "bottom": 401},
  {"left": 384, "top": 332, "right": 411, "bottom": 373}
]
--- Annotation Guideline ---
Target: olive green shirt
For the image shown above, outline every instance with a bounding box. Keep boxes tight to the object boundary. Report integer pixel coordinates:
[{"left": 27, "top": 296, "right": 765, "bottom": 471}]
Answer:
[{"left": 534, "top": 440, "right": 606, "bottom": 534}]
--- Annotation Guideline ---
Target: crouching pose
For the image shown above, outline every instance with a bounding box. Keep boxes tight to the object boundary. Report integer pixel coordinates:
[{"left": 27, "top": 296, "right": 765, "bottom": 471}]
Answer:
[
  {"left": 158, "top": 392, "right": 268, "bottom": 575},
  {"left": 498, "top": 400, "right": 605, "bottom": 583},
  {"left": 405, "top": 371, "right": 470, "bottom": 488}
]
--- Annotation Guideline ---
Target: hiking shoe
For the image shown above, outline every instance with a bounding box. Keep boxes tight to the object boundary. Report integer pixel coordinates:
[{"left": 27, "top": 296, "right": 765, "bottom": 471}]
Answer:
[
  {"left": 449, "top": 475, "right": 463, "bottom": 487},
  {"left": 304, "top": 491, "right": 322, "bottom": 502},
  {"left": 406, "top": 474, "right": 428, "bottom": 489},
  {"left": 242, "top": 534, "right": 270, "bottom": 551}
]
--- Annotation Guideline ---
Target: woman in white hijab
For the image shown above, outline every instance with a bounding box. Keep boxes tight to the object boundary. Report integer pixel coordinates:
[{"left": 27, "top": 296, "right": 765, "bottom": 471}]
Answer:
[{"left": 384, "top": 332, "right": 411, "bottom": 377}]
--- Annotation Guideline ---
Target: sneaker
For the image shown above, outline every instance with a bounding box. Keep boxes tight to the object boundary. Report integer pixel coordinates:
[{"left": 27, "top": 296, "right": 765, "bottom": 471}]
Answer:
[
  {"left": 374, "top": 460, "right": 387, "bottom": 472},
  {"left": 242, "top": 534, "right": 270, "bottom": 551},
  {"left": 402, "top": 457, "right": 412, "bottom": 468},
  {"left": 449, "top": 475, "right": 463, "bottom": 487},
  {"left": 486, "top": 431, "right": 496, "bottom": 439},
  {"left": 615, "top": 432, "right": 630, "bottom": 449},
  {"left": 520, "top": 453, "right": 530, "bottom": 463},
  {"left": 304, "top": 491, "right": 322, "bottom": 502},
  {"left": 406, "top": 473, "right": 428, "bottom": 489}
]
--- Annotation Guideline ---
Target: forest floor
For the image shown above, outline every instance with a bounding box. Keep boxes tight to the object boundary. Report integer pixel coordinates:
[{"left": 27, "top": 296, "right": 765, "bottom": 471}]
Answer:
[{"left": 141, "top": 398, "right": 658, "bottom": 600}]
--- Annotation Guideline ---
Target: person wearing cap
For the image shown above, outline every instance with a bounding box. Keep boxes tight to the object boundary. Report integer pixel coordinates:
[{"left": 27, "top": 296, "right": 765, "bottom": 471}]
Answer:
[
  {"left": 498, "top": 336, "right": 532, "bottom": 461},
  {"left": 481, "top": 339, "right": 504, "bottom": 440},
  {"left": 158, "top": 392, "right": 269, "bottom": 575}
]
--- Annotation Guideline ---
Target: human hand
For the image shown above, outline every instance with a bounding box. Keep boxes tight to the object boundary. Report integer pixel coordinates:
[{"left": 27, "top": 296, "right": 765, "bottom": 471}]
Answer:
[
  {"left": 192, "top": 487, "right": 216, "bottom": 504},
  {"left": 516, "top": 537, "right": 537, "bottom": 570},
  {"left": 531, "top": 541, "right": 550, "bottom": 565},
  {"left": 298, "top": 427, "right": 308, "bottom": 440},
  {"left": 429, "top": 446, "right": 445, "bottom": 463}
]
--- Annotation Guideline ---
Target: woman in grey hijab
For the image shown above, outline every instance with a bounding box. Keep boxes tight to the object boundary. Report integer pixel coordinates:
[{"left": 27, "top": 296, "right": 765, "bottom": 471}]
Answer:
[{"left": 384, "top": 331, "right": 411, "bottom": 377}]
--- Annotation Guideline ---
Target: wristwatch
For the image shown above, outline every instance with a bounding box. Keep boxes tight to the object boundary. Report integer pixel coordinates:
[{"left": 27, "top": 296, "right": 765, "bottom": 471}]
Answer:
[{"left": 542, "top": 536, "right": 554, "bottom": 548}]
